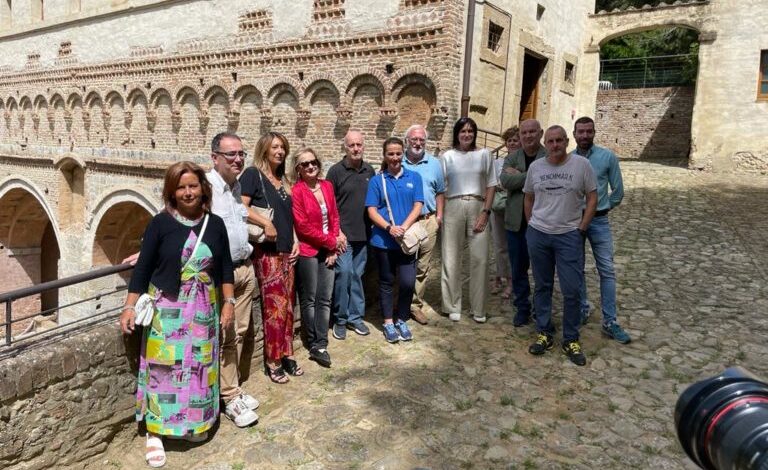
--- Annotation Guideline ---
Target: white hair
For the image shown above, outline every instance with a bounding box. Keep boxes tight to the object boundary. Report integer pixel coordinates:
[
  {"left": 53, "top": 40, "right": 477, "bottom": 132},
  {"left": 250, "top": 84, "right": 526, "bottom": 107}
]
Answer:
[{"left": 404, "top": 124, "right": 429, "bottom": 141}]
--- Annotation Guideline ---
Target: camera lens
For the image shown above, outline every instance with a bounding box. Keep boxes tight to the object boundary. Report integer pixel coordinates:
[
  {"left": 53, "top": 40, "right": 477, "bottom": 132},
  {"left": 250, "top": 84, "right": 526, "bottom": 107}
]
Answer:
[{"left": 675, "top": 367, "right": 768, "bottom": 470}]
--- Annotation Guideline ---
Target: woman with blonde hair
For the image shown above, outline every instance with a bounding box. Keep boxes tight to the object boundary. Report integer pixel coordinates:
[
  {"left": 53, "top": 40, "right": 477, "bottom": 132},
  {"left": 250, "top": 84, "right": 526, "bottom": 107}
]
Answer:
[
  {"left": 120, "top": 161, "right": 235, "bottom": 467},
  {"left": 240, "top": 132, "right": 301, "bottom": 384},
  {"left": 291, "top": 148, "right": 344, "bottom": 366}
]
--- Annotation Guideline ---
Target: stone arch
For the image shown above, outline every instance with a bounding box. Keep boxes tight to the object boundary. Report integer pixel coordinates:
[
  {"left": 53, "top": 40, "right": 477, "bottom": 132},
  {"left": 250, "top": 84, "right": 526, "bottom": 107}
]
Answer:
[
  {"left": 18, "top": 96, "right": 35, "bottom": 143},
  {"left": 346, "top": 73, "right": 386, "bottom": 141},
  {"left": 32, "top": 94, "right": 51, "bottom": 143},
  {"left": 149, "top": 88, "right": 173, "bottom": 151},
  {"left": 585, "top": 3, "right": 711, "bottom": 164},
  {"left": 266, "top": 82, "right": 300, "bottom": 143},
  {"left": 0, "top": 178, "right": 61, "bottom": 318},
  {"left": 304, "top": 79, "right": 342, "bottom": 152},
  {"left": 104, "top": 91, "right": 127, "bottom": 147},
  {"left": 84, "top": 91, "right": 105, "bottom": 145},
  {"left": 343, "top": 71, "right": 389, "bottom": 105},
  {"left": 67, "top": 93, "right": 86, "bottom": 146},
  {"left": 48, "top": 94, "right": 67, "bottom": 146},
  {"left": 53, "top": 154, "right": 86, "bottom": 230},
  {"left": 176, "top": 86, "right": 203, "bottom": 151},
  {"left": 203, "top": 85, "right": 230, "bottom": 141},
  {"left": 233, "top": 84, "right": 264, "bottom": 149},
  {"left": 88, "top": 188, "right": 158, "bottom": 267},
  {"left": 126, "top": 88, "right": 150, "bottom": 148},
  {"left": 5, "top": 97, "right": 19, "bottom": 141},
  {"left": 392, "top": 73, "right": 437, "bottom": 136}
]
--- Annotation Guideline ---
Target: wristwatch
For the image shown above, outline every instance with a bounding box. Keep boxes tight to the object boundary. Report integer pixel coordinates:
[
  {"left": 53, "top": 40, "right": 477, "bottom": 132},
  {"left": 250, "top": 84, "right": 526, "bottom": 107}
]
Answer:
[
  {"left": 225, "top": 297, "right": 236, "bottom": 305},
  {"left": 482, "top": 208, "right": 491, "bottom": 215}
]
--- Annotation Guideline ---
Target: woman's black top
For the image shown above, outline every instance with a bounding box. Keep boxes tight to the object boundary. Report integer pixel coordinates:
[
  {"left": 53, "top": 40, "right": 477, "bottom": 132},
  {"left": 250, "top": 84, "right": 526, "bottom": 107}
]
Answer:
[
  {"left": 240, "top": 167, "right": 294, "bottom": 254},
  {"left": 128, "top": 211, "right": 234, "bottom": 296}
]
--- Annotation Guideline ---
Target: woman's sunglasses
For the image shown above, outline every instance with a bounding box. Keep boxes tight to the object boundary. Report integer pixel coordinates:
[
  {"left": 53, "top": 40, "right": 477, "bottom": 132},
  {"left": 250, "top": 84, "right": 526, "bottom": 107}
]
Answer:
[{"left": 298, "top": 159, "right": 319, "bottom": 169}]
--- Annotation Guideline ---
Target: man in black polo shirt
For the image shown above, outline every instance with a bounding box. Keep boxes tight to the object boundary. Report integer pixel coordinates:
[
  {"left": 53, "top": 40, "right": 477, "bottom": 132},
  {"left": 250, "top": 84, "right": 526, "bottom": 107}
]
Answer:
[{"left": 326, "top": 129, "right": 376, "bottom": 340}]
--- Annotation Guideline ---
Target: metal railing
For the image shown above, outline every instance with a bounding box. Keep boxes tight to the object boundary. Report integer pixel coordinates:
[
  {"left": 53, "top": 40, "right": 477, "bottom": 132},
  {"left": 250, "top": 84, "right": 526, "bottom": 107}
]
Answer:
[
  {"left": 477, "top": 127, "right": 507, "bottom": 158},
  {"left": 599, "top": 53, "right": 698, "bottom": 89},
  {"left": 0, "top": 263, "right": 133, "bottom": 348}
]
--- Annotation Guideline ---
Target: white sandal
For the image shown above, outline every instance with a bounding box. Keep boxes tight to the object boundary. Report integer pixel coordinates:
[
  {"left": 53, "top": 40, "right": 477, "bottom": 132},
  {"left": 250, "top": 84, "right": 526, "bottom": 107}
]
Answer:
[{"left": 145, "top": 434, "right": 166, "bottom": 468}]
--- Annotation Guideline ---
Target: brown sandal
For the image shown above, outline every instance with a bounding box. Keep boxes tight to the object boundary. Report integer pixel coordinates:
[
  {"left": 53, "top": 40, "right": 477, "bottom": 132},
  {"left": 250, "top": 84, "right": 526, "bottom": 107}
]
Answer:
[{"left": 264, "top": 365, "right": 289, "bottom": 384}]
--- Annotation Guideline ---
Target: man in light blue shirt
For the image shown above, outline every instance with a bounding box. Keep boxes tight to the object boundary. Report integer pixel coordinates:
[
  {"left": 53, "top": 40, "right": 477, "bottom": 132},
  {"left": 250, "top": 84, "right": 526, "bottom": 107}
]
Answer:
[
  {"left": 402, "top": 124, "right": 445, "bottom": 324},
  {"left": 572, "top": 116, "right": 631, "bottom": 344}
]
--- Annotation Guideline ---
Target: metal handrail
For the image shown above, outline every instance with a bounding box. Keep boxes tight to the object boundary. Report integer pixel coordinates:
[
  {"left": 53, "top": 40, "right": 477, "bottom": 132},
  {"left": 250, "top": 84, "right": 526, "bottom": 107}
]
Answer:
[{"left": 0, "top": 263, "right": 134, "bottom": 347}]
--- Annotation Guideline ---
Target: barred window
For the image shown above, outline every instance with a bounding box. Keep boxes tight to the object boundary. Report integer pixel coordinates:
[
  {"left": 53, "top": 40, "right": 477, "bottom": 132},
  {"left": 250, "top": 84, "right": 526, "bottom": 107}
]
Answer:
[{"left": 487, "top": 21, "right": 503, "bottom": 53}]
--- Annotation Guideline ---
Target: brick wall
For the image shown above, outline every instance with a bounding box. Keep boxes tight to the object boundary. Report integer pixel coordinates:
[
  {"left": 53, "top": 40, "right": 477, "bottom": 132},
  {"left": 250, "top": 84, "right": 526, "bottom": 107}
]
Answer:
[{"left": 595, "top": 86, "right": 694, "bottom": 160}]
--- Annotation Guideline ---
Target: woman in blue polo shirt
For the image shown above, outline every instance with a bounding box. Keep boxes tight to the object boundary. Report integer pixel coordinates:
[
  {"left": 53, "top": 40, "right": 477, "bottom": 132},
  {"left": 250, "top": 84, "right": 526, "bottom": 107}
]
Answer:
[{"left": 365, "top": 137, "right": 424, "bottom": 343}]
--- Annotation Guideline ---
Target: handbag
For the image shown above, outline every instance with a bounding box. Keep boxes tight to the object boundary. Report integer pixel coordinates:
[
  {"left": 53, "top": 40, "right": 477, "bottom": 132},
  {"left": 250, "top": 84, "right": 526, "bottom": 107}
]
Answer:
[
  {"left": 380, "top": 173, "right": 428, "bottom": 255},
  {"left": 245, "top": 170, "right": 274, "bottom": 243},
  {"left": 492, "top": 189, "right": 507, "bottom": 214},
  {"left": 134, "top": 214, "right": 210, "bottom": 327}
]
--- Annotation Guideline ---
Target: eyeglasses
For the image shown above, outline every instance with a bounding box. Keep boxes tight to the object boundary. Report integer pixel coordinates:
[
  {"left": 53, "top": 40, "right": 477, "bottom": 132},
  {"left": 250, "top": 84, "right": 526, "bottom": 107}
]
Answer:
[
  {"left": 214, "top": 150, "right": 247, "bottom": 160},
  {"left": 298, "top": 159, "right": 319, "bottom": 169}
]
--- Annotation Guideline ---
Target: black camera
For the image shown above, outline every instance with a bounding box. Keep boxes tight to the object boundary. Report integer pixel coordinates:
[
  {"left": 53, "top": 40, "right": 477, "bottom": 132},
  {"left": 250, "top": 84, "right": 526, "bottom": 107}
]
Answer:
[{"left": 675, "top": 367, "right": 768, "bottom": 470}]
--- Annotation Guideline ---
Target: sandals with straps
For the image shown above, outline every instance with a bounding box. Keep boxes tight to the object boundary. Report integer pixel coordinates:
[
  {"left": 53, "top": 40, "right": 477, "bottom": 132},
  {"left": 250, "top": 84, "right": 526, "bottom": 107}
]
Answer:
[
  {"left": 145, "top": 434, "right": 166, "bottom": 468},
  {"left": 281, "top": 357, "right": 304, "bottom": 376},
  {"left": 264, "top": 364, "right": 289, "bottom": 384}
]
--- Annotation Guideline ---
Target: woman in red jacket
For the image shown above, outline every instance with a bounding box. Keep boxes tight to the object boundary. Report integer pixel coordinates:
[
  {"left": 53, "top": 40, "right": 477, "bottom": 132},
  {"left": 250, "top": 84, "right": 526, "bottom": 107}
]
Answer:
[{"left": 291, "top": 148, "right": 343, "bottom": 367}]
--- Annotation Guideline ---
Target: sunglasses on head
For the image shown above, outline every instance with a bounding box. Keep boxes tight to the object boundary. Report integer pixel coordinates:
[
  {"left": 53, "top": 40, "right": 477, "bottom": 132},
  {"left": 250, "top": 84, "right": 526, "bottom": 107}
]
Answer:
[{"left": 298, "top": 159, "right": 319, "bottom": 169}]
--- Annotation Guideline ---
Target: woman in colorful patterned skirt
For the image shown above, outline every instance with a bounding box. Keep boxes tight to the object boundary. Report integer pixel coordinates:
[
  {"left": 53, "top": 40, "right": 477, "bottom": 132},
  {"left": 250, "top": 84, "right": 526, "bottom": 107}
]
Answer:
[
  {"left": 120, "top": 161, "right": 235, "bottom": 468},
  {"left": 240, "top": 132, "right": 302, "bottom": 384}
]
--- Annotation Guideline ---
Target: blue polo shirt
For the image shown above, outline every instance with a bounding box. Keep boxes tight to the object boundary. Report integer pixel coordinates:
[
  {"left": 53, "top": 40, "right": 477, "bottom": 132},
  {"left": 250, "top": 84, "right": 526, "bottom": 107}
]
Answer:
[
  {"left": 365, "top": 169, "right": 424, "bottom": 250},
  {"left": 402, "top": 152, "right": 445, "bottom": 215}
]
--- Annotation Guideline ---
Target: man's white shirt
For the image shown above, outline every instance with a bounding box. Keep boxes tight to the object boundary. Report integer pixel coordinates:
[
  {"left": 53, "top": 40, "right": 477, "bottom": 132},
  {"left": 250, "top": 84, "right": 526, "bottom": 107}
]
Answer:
[{"left": 207, "top": 169, "right": 252, "bottom": 263}]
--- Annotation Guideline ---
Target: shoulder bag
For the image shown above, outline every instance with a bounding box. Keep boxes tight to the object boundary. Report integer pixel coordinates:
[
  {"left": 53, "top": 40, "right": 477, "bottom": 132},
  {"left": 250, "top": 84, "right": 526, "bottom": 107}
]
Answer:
[
  {"left": 380, "top": 173, "right": 428, "bottom": 256},
  {"left": 245, "top": 169, "right": 274, "bottom": 244},
  {"left": 135, "top": 214, "right": 210, "bottom": 326}
]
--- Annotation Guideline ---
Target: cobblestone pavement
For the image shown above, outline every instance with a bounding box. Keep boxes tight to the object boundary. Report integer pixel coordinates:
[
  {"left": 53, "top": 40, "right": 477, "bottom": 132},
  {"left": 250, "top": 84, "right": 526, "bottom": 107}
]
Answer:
[{"left": 83, "top": 161, "right": 768, "bottom": 470}]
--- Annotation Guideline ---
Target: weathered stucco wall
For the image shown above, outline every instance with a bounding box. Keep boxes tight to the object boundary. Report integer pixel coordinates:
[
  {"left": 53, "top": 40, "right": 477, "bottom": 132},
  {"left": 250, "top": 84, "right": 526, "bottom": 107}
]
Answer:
[
  {"left": 596, "top": 86, "right": 694, "bottom": 160},
  {"left": 468, "top": 0, "right": 593, "bottom": 134},
  {"left": 691, "top": 0, "right": 768, "bottom": 171}
]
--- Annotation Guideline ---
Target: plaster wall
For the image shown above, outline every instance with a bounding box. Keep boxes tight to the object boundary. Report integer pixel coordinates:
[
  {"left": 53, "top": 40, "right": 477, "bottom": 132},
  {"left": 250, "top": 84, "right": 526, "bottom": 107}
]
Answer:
[
  {"left": 691, "top": 0, "right": 768, "bottom": 171},
  {"left": 467, "top": 0, "right": 593, "bottom": 135}
]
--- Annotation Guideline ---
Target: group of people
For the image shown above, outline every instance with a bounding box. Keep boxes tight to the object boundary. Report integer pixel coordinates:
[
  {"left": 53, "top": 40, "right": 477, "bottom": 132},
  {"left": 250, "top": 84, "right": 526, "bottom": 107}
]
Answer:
[{"left": 117, "top": 114, "right": 629, "bottom": 467}]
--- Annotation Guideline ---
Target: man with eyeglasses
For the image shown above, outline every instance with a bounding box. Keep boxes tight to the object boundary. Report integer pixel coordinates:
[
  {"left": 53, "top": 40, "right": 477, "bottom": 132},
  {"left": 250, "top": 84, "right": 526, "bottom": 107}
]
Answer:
[
  {"left": 401, "top": 124, "right": 444, "bottom": 325},
  {"left": 207, "top": 132, "right": 260, "bottom": 427},
  {"left": 523, "top": 125, "right": 597, "bottom": 367},
  {"left": 326, "top": 129, "right": 376, "bottom": 340}
]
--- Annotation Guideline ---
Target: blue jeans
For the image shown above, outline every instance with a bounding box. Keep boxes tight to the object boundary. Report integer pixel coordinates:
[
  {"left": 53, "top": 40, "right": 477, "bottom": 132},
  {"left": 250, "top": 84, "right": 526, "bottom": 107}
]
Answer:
[
  {"left": 580, "top": 215, "right": 617, "bottom": 325},
  {"left": 373, "top": 247, "right": 416, "bottom": 323},
  {"left": 526, "top": 227, "right": 584, "bottom": 342},
  {"left": 506, "top": 228, "right": 532, "bottom": 318},
  {"left": 332, "top": 241, "right": 367, "bottom": 326}
]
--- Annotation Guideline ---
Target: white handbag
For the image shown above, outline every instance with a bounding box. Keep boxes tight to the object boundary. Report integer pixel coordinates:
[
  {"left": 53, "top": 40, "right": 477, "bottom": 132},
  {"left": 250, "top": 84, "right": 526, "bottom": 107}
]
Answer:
[
  {"left": 245, "top": 170, "right": 274, "bottom": 243},
  {"left": 134, "top": 214, "right": 210, "bottom": 327},
  {"left": 380, "top": 173, "right": 428, "bottom": 256}
]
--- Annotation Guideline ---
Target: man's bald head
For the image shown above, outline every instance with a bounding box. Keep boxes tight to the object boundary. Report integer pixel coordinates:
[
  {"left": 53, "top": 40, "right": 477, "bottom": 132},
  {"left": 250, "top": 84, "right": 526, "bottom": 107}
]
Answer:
[
  {"left": 344, "top": 129, "right": 365, "bottom": 163},
  {"left": 519, "top": 119, "right": 543, "bottom": 155}
]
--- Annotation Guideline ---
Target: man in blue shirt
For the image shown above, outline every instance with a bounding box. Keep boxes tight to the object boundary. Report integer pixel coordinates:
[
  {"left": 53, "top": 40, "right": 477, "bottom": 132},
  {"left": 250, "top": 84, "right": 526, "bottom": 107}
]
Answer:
[
  {"left": 402, "top": 124, "right": 445, "bottom": 324},
  {"left": 572, "top": 116, "right": 631, "bottom": 344}
]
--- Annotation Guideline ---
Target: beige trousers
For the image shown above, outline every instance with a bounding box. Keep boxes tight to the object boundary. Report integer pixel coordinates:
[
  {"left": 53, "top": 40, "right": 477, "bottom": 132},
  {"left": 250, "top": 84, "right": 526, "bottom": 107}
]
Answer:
[
  {"left": 440, "top": 198, "right": 490, "bottom": 317},
  {"left": 220, "top": 262, "right": 257, "bottom": 403},
  {"left": 410, "top": 214, "right": 439, "bottom": 312}
]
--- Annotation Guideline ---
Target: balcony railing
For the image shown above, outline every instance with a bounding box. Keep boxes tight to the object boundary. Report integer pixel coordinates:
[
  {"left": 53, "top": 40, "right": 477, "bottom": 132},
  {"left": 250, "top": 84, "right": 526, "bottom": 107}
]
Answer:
[{"left": 0, "top": 263, "right": 133, "bottom": 349}]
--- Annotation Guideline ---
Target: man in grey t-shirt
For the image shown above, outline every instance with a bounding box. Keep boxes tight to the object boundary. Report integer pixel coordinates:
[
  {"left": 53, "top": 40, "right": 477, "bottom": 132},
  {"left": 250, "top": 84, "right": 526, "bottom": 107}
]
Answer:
[{"left": 522, "top": 125, "right": 597, "bottom": 366}]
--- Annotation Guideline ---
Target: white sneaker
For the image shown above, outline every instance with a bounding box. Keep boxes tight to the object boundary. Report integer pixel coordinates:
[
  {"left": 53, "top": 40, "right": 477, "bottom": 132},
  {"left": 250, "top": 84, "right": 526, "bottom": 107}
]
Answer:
[
  {"left": 449, "top": 313, "right": 461, "bottom": 322},
  {"left": 240, "top": 393, "right": 260, "bottom": 411},
  {"left": 224, "top": 396, "right": 259, "bottom": 427},
  {"left": 472, "top": 314, "right": 487, "bottom": 323}
]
